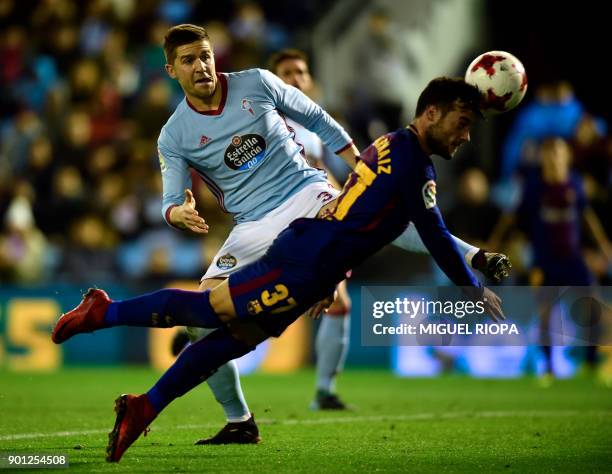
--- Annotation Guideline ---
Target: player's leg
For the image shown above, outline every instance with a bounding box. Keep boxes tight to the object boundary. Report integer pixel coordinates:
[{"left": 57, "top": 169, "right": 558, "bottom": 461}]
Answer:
[
  {"left": 53, "top": 206, "right": 309, "bottom": 343},
  {"left": 106, "top": 254, "right": 328, "bottom": 462},
  {"left": 178, "top": 203, "right": 304, "bottom": 445},
  {"left": 535, "top": 283, "right": 554, "bottom": 387},
  {"left": 190, "top": 277, "right": 258, "bottom": 445},
  {"left": 312, "top": 280, "right": 351, "bottom": 410},
  {"left": 51, "top": 287, "right": 224, "bottom": 343},
  {"left": 107, "top": 325, "right": 258, "bottom": 462},
  {"left": 539, "top": 304, "right": 553, "bottom": 378}
]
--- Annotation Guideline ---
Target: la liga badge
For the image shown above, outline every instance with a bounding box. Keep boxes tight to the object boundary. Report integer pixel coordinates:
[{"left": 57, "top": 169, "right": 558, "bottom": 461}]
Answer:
[{"left": 422, "top": 180, "right": 437, "bottom": 209}]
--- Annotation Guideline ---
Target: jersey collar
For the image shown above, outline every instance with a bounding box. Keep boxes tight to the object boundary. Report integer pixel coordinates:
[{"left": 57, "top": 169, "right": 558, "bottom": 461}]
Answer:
[{"left": 185, "top": 73, "right": 228, "bottom": 116}]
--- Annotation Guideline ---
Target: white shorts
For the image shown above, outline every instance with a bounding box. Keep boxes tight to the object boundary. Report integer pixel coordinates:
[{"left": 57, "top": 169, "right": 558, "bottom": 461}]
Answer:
[{"left": 202, "top": 181, "right": 338, "bottom": 281}]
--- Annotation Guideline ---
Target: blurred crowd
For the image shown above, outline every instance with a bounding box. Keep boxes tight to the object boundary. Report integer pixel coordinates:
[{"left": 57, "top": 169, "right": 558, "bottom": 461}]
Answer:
[
  {"left": 0, "top": 0, "right": 315, "bottom": 285},
  {"left": 0, "top": 0, "right": 610, "bottom": 290}
]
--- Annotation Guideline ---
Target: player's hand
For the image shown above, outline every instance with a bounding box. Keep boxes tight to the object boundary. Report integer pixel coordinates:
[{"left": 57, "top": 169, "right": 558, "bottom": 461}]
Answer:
[
  {"left": 482, "top": 287, "right": 505, "bottom": 322},
  {"left": 305, "top": 293, "right": 335, "bottom": 319},
  {"left": 472, "top": 249, "right": 512, "bottom": 283},
  {"left": 170, "top": 189, "right": 209, "bottom": 234}
]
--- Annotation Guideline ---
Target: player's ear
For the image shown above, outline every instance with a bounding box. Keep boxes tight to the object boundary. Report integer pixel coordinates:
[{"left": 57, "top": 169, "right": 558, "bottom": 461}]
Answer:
[
  {"left": 425, "top": 105, "right": 440, "bottom": 123},
  {"left": 165, "top": 63, "right": 176, "bottom": 79}
]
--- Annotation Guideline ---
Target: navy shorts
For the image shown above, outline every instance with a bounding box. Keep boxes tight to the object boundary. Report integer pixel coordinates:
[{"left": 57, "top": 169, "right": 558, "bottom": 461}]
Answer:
[{"left": 227, "top": 221, "right": 341, "bottom": 337}]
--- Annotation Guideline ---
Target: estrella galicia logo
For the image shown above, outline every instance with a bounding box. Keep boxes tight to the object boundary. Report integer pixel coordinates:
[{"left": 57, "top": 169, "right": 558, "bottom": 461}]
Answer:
[
  {"left": 216, "top": 253, "right": 237, "bottom": 270},
  {"left": 224, "top": 134, "right": 267, "bottom": 171}
]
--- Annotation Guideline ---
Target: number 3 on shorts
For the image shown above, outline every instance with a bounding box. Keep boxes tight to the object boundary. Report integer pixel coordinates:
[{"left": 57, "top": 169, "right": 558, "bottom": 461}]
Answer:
[{"left": 261, "top": 284, "right": 298, "bottom": 314}]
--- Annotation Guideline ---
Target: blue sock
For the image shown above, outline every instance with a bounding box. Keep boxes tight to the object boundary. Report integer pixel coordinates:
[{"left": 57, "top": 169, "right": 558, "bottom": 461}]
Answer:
[
  {"left": 104, "top": 289, "right": 222, "bottom": 329},
  {"left": 147, "top": 328, "right": 254, "bottom": 413}
]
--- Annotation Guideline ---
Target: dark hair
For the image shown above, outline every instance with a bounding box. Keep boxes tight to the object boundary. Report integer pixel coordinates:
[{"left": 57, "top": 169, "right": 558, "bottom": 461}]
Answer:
[
  {"left": 268, "top": 48, "right": 309, "bottom": 74},
  {"left": 415, "top": 77, "right": 482, "bottom": 117},
  {"left": 163, "top": 24, "right": 210, "bottom": 64}
]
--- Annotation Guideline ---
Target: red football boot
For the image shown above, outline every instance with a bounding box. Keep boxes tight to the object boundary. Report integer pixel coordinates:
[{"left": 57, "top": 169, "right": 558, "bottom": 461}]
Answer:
[
  {"left": 51, "top": 288, "right": 111, "bottom": 344},
  {"left": 106, "top": 394, "right": 157, "bottom": 462}
]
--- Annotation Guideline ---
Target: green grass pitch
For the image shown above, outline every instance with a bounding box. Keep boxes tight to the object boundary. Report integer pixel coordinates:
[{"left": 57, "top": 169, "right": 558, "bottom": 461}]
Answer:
[{"left": 1, "top": 368, "right": 611, "bottom": 472}]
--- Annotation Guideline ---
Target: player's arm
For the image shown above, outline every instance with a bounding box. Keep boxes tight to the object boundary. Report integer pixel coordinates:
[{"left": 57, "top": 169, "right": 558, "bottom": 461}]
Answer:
[
  {"left": 168, "top": 189, "right": 209, "bottom": 234},
  {"left": 392, "top": 224, "right": 511, "bottom": 282},
  {"left": 410, "top": 181, "right": 504, "bottom": 321},
  {"left": 259, "top": 69, "right": 358, "bottom": 168},
  {"left": 302, "top": 135, "right": 348, "bottom": 188},
  {"left": 412, "top": 201, "right": 481, "bottom": 287},
  {"left": 336, "top": 144, "right": 360, "bottom": 170},
  {"left": 314, "top": 158, "right": 343, "bottom": 189},
  {"left": 583, "top": 207, "right": 611, "bottom": 260},
  {"left": 158, "top": 137, "right": 208, "bottom": 234},
  {"left": 572, "top": 174, "right": 611, "bottom": 261}
]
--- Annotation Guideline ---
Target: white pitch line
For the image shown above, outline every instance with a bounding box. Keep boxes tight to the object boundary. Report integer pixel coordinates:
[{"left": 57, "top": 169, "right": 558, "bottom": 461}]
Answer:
[
  {"left": 1, "top": 410, "right": 610, "bottom": 442},
  {"left": 0, "top": 429, "right": 107, "bottom": 441}
]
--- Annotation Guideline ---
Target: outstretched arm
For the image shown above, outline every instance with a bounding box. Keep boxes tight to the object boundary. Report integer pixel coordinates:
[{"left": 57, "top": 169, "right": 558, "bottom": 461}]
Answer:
[
  {"left": 392, "top": 223, "right": 511, "bottom": 282},
  {"left": 412, "top": 205, "right": 481, "bottom": 288},
  {"left": 410, "top": 194, "right": 504, "bottom": 321},
  {"left": 168, "top": 189, "right": 209, "bottom": 234}
]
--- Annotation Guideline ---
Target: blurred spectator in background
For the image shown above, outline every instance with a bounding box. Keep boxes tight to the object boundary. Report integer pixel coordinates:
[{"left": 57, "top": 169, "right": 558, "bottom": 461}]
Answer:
[
  {"left": 204, "top": 21, "right": 234, "bottom": 73},
  {"left": 34, "top": 165, "right": 87, "bottom": 241},
  {"left": 445, "top": 168, "right": 501, "bottom": 249},
  {"left": 58, "top": 213, "right": 118, "bottom": 283},
  {"left": 346, "top": 6, "right": 415, "bottom": 148},
  {"left": 0, "top": 181, "right": 48, "bottom": 283},
  {"left": 132, "top": 78, "right": 173, "bottom": 140},
  {"left": 228, "top": 1, "right": 289, "bottom": 70},
  {"left": 499, "top": 81, "right": 592, "bottom": 181},
  {"left": 1, "top": 109, "right": 46, "bottom": 179}
]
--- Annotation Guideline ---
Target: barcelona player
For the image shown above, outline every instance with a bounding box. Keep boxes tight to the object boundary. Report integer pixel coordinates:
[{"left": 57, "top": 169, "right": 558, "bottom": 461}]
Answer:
[{"left": 53, "top": 76, "right": 505, "bottom": 462}]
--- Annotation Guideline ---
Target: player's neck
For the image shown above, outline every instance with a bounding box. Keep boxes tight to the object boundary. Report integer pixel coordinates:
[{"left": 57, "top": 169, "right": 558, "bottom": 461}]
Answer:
[{"left": 408, "top": 121, "right": 432, "bottom": 155}]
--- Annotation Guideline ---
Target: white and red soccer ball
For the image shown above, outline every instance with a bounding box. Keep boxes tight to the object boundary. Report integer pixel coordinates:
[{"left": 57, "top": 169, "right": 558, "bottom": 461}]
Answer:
[{"left": 465, "top": 51, "right": 527, "bottom": 115}]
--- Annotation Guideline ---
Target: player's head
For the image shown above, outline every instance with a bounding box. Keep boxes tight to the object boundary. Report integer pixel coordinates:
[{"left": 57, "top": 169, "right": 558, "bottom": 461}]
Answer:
[
  {"left": 163, "top": 24, "right": 216, "bottom": 100},
  {"left": 268, "top": 49, "right": 312, "bottom": 93},
  {"left": 414, "top": 77, "right": 482, "bottom": 159},
  {"left": 540, "top": 137, "right": 571, "bottom": 183}
]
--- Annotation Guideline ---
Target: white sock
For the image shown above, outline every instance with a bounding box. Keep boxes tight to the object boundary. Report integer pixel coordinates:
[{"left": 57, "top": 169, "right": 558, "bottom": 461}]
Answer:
[
  {"left": 315, "top": 314, "right": 350, "bottom": 393},
  {"left": 206, "top": 360, "right": 251, "bottom": 423},
  {"left": 187, "top": 326, "right": 251, "bottom": 423}
]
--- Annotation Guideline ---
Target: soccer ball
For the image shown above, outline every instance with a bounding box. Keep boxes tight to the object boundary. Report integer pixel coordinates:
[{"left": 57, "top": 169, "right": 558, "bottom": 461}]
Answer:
[{"left": 465, "top": 51, "right": 527, "bottom": 115}]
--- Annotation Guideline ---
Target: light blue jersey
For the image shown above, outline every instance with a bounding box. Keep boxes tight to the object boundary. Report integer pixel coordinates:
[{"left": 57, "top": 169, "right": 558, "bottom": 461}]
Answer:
[{"left": 158, "top": 68, "right": 352, "bottom": 224}]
